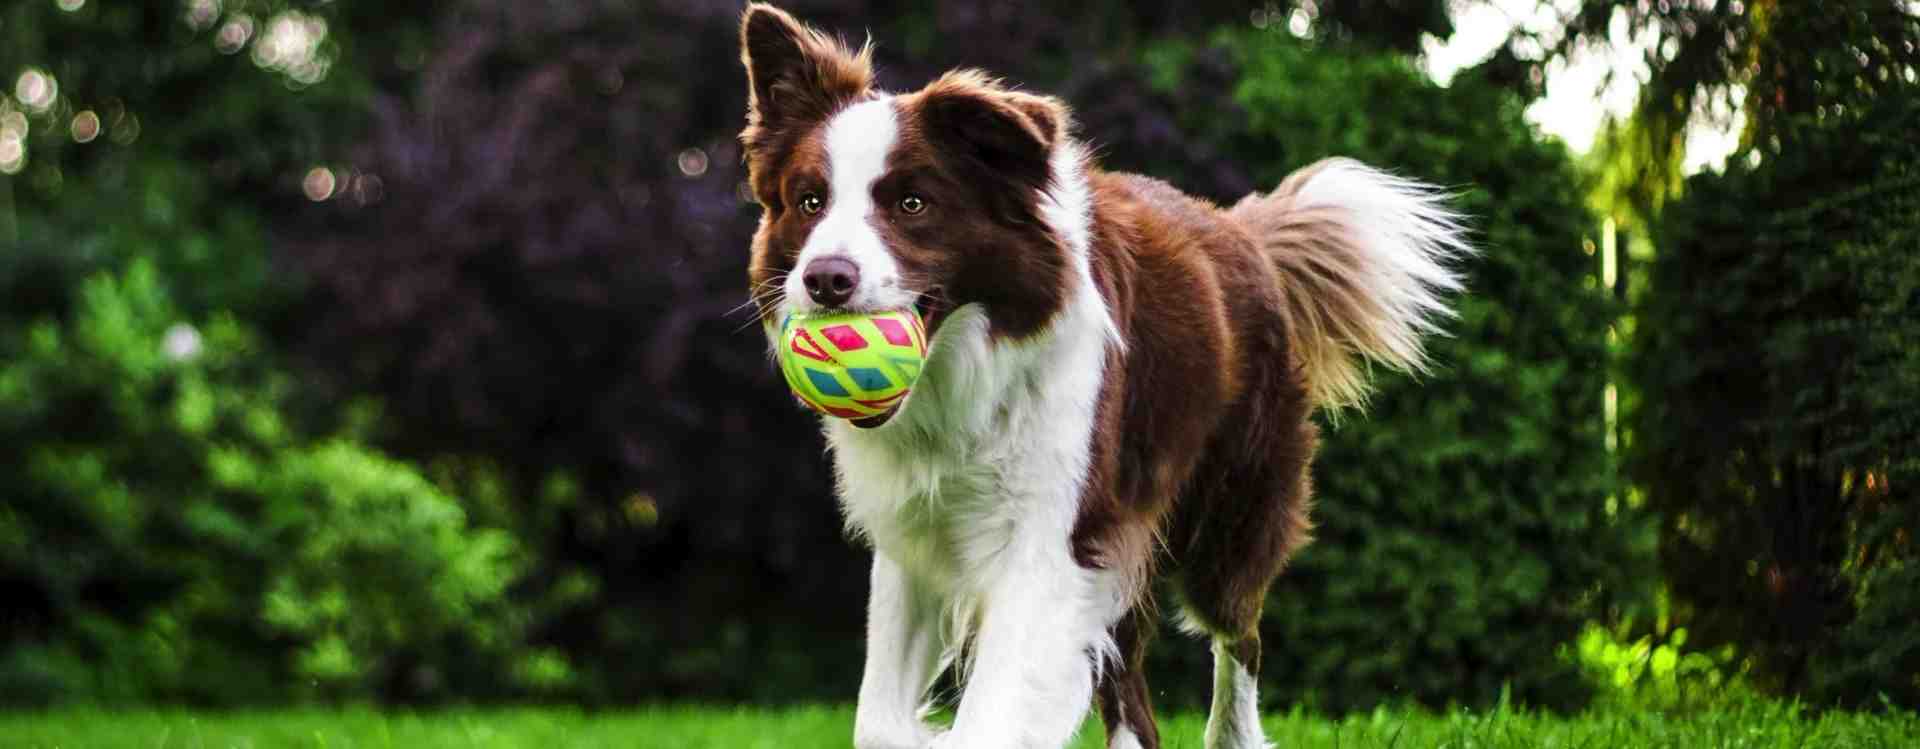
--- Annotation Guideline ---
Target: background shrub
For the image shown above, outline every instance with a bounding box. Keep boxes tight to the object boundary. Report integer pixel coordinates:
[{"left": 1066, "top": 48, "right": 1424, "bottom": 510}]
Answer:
[
  {"left": 0, "top": 260, "right": 534, "bottom": 704},
  {"left": 1632, "top": 89, "right": 1920, "bottom": 708}
]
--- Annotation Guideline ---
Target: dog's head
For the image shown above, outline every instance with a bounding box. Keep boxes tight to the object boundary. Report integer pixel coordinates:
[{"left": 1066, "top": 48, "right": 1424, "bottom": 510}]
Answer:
[{"left": 740, "top": 4, "right": 1079, "bottom": 354}]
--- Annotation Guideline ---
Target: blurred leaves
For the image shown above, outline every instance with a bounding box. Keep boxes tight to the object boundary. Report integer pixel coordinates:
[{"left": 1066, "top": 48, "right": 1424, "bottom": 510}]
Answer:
[
  {"left": 1630, "top": 85, "right": 1920, "bottom": 708},
  {"left": 1562, "top": 0, "right": 1920, "bottom": 226},
  {"left": 0, "top": 259, "right": 541, "bottom": 704}
]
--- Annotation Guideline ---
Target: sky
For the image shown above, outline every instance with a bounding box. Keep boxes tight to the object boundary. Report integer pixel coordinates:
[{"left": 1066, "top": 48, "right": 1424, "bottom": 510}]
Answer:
[{"left": 1419, "top": 0, "right": 1743, "bottom": 174}]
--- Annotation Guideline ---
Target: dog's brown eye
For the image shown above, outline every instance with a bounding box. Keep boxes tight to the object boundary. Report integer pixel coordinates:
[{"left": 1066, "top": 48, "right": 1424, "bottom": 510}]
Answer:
[
  {"left": 799, "top": 193, "right": 825, "bottom": 215},
  {"left": 898, "top": 195, "right": 927, "bottom": 215}
]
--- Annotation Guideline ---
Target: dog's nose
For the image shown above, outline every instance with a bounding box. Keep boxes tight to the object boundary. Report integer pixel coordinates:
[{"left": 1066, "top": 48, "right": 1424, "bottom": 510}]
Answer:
[{"left": 802, "top": 256, "right": 860, "bottom": 308}]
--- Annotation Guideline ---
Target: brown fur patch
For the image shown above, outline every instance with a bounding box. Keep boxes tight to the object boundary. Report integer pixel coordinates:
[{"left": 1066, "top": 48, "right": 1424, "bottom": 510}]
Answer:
[
  {"left": 1070, "top": 173, "right": 1247, "bottom": 586},
  {"left": 1096, "top": 608, "right": 1162, "bottom": 748},
  {"left": 745, "top": 129, "right": 833, "bottom": 323},
  {"left": 915, "top": 70, "right": 1063, "bottom": 189},
  {"left": 884, "top": 78, "right": 1074, "bottom": 340},
  {"left": 1070, "top": 171, "right": 1318, "bottom": 742},
  {"left": 739, "top": 4, "right": 873, "bottom": 216}
]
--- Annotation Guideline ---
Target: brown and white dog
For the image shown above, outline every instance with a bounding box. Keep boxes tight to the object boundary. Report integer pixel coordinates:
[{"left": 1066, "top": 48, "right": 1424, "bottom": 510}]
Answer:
[{"left": 739, "top": 6, "right": 1469, "bottom": 748}]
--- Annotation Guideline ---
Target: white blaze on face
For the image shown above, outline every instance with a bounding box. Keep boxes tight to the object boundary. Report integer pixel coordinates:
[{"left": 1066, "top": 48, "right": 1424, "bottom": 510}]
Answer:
[{"left": 785, "top": 96, "right": 912, "bottom": 314}]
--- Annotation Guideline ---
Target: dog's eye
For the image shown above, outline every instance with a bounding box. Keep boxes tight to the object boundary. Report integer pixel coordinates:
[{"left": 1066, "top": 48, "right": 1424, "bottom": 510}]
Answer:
[
  {"left": 799, "top": 193, "right": 825, "bottom": 216},
  {"left": 898, "top": 195, "right": 927, "bottom": 215}
]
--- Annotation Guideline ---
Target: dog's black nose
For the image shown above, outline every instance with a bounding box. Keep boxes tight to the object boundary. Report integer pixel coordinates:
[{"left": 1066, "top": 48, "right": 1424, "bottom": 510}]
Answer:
[{"left": 802, "top": 256, "right": 860, "bottom": 308}]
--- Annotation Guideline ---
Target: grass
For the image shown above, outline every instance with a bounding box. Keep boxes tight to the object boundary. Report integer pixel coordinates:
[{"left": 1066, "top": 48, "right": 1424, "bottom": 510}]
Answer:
[{"left": 3, "top": 702, "right": 1916, "bottom": 748}]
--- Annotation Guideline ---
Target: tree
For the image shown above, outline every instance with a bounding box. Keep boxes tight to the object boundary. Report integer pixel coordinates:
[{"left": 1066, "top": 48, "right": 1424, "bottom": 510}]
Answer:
[
  {"left": 1631, "top": 87, "right": 1920, "bottom": 705},
  {"left": 1508, "top": 0, "right": 1920, "bottom": 706},
  {"left": 1513, "top": 0, "right": 1920, "bottom": 222}
]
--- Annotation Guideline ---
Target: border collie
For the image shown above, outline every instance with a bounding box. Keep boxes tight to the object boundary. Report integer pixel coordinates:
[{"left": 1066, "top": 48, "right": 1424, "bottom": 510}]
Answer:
[{"left": 739, "top": 6, "right": 1469, "bottom": 748}]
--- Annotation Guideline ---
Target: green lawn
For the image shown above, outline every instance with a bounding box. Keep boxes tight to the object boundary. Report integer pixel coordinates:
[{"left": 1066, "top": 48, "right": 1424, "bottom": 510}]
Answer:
[{"left": 4, "top": 704, "right": 1916, "bottom": 748}]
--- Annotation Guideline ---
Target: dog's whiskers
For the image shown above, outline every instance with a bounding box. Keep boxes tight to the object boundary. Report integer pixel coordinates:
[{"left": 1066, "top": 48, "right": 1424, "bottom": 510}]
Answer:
[
  {"left": 732, "top": 291, "right": 786, "bottom": 333},
  {"left": 727, "top": 274, "right": 792, "bottom": 333}
]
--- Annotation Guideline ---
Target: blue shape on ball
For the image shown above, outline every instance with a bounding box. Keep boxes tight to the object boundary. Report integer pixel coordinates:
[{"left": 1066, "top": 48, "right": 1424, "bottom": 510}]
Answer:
[
  {"left": 846, "top": 367, "right": 892, "bottom": 392},
  {"left": 806, "top": 368, "right": 849, "bottom": 397}
]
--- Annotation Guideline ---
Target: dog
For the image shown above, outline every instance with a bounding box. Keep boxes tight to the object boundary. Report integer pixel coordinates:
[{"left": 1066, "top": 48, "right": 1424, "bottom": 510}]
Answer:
[{"left": 738, "top": 5, "right": 1469, "bottom": 748}]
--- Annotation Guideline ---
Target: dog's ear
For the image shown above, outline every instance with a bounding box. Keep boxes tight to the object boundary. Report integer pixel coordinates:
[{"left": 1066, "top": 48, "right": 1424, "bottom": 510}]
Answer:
[
  {"left": 915, "top": 70, "right": 1069, "bottom": 191},
  {"left": 739, "top": 4, "right": 872, "bottom": 149},
  {"left": 998, "top": 90, "right": 1070, "bottom": 151}
]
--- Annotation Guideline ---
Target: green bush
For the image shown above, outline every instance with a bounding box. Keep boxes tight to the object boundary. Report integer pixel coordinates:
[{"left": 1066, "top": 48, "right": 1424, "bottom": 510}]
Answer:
[
  {"left": 0, "top": 260, "right": 544, "bottom": 705},
  {"left": 1632, "top": 90, "right": 1920, "bottom": 708},
  {"left": 1134, "top": 28, "right": 1650, "bottom": 711}
]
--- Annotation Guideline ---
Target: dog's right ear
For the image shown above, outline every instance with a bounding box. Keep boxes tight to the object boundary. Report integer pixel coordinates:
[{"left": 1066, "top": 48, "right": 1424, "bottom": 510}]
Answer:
[
  {"left": 913, "top": 70, "right": 1068, "bottom": 193},
  {"left": 740, "top": 4, "right": 872, "bottom": 150}
]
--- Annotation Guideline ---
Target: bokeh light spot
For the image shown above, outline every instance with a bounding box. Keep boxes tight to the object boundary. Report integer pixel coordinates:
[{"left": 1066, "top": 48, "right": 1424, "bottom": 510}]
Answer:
[
  {"left": 677, "top": 147, "right": 709, "bottom": 178},
  {"left": 185, "top": 0, "right": 221, "bottom": 31},
  {"left": 303, "top": 166, "right": 337, "bottom": 201},
  {"left": 16, "top": 69, "right": 58, "bottom": 113},
  {"left": 56, "top": 0, "right": 86, "bottom": 12},
  {"left": 216, "top": 14, "right": 255, "bottom": 55},
  {"left": 1288, "top": 8, "right": 1314, "bottom": 38},
  {"left": 624, "top": 493, "right": 660, "bottom": 528},
  {"left": 0, "top": 138, "right": 23, "bottom": 175},
  {"left": 0, "top": 110, "right": 26, "bottom": 175},
  {"left": 0, "top": 111, "right": 26, "bottom": 140},
  {"left": 253, "top": 11, "right": 332, "bottom": 85},
  {"left": 108, "top": 111, "right": 140, "bottom": 144},
  {"left": 163, "top": 324, "right": 204, "bottom": 363},
  {"left": 71, "top": 110, "right": 100, "bottom": 143}
]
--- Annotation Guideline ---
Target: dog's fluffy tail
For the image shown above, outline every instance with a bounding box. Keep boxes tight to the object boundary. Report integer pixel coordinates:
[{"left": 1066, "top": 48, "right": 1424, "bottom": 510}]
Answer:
[{"left": 1227, "top": 158, "right": 1472, "bottom": 410}]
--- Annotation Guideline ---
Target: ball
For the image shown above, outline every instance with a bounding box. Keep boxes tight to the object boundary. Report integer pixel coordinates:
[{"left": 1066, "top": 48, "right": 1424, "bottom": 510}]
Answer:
[{"left": 777, "top": 308, "right": 929, "bottom": 420}]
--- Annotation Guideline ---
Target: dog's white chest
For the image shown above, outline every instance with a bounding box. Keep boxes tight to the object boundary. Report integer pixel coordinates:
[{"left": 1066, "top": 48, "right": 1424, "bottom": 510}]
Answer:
[
  {"left": 839, "top": 446, "right": 1000, "bottom": 591},
  {"left": 824, "top": 298, "right": 1113, "bottom": 593}
]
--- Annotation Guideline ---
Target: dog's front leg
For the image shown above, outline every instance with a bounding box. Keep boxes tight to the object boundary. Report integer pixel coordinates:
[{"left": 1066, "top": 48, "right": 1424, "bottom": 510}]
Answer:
[
  {"left": 855, "top": 553, "right": 945, "bottom": 749},
  {"left": 938, "top": 541, "right": 1113, "bottom": 749}
]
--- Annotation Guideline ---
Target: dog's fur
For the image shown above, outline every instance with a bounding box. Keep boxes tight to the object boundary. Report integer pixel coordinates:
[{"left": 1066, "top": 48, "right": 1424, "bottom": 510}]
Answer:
[{"left": 739, "top": 7, "right": 1470, "bottom": 748}]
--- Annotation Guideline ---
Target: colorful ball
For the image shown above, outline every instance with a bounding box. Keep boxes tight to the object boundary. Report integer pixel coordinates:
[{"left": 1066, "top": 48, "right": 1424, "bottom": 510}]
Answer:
[{"left": 778, "top": 308, "right": 928, "bottom": 420}]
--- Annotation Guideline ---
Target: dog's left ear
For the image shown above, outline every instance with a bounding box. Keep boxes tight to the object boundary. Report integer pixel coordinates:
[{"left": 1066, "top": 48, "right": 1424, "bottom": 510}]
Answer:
[
  {"left": 916, "top": 70, "right": 1070, "bottom": 191},
  {"left": 739, "top": 4, "right": 872, "bottom": 149}
]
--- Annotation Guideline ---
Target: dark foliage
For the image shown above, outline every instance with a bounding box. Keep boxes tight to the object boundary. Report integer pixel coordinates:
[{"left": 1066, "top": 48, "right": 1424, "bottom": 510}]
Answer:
[
  {"left": 0, "top": 0, "right": 437, "bottom": 318},
  {"left": 0, "top": 0, "right": 478, "bottom": 706},
  {"left": 0, "top": 258, "right": 533, "bottom": 705},
  {"left": 1291, "top": 0, "right": 1452, "bottom": 53},
  {"left": 1632, "top": 88, "right": 1920, "bottom": 707}
]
